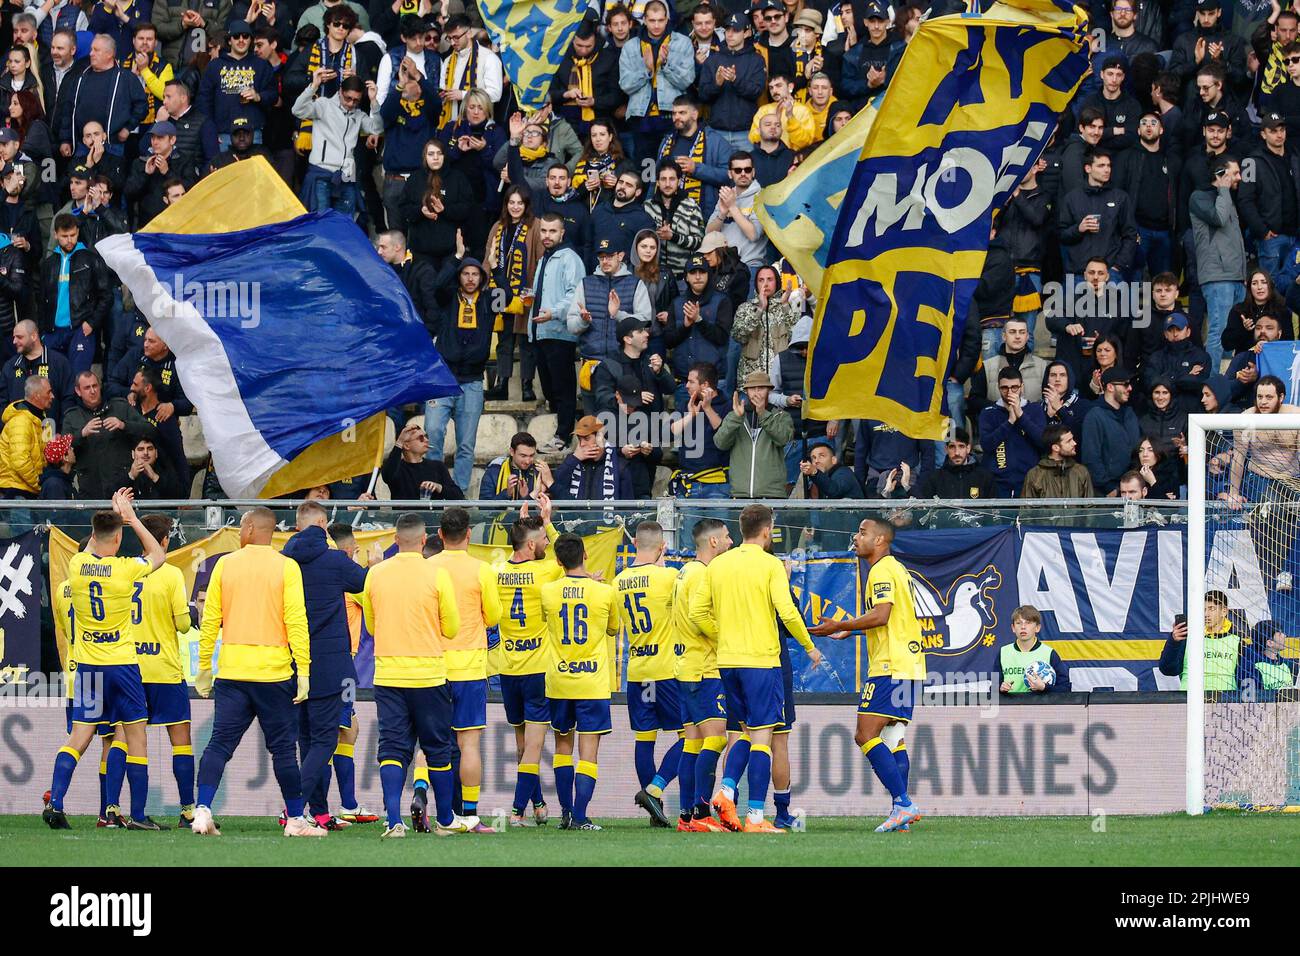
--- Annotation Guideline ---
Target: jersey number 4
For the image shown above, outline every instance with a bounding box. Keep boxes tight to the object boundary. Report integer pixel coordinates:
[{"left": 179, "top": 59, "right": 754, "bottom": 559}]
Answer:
[
  {"left": 510, "top": 588, "right": 526, "bottom": 627},
  {"left": 558, "top": 603, "right": 588, "bottom": 645}
]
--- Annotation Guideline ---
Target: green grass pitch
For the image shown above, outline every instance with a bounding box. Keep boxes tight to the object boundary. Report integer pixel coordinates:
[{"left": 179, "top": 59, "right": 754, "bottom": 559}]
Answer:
[{"left": 3, "top": 814, "right": 1297, "bottom": 866}]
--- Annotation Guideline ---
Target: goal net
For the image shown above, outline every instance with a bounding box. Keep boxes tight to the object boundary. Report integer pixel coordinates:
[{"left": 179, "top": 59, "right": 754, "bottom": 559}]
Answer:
[{"left": 1187, "top": 414, "right": 1300, "bottom": 815}]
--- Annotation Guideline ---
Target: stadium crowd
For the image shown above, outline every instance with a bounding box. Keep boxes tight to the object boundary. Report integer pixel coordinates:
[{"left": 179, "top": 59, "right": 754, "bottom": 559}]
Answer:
[{"left": 0, "top": 0, "right": 1298, "bottom": 505}]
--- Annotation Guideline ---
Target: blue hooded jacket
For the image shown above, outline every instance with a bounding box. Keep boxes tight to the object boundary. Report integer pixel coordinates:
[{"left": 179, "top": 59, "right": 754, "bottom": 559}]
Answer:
[{"left": 282, "top": 524, "right": 369, "bottom": 700}]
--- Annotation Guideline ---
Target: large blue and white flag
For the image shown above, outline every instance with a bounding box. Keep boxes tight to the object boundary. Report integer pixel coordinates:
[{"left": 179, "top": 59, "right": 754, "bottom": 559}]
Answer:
[
  {"left": 1258, "top": 340, "right": 1300, "bottom": 402},
  {"left": 98, "top": 209, "right": 460, "bottom": 497}
]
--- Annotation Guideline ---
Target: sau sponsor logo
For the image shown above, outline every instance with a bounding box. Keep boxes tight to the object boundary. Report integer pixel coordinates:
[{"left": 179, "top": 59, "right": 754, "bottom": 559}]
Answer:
[
  {"left": 909, "top": 565, "right": 1002, "bottom": 655},
  {"left": 503, "top": 638, "right": 541, "bottom": 653},
  {"left": 49, "top": 886, "right": 151, "bottom": 937}
]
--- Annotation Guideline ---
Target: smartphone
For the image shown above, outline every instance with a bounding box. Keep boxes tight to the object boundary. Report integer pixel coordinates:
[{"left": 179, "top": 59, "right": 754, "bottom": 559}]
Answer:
[{"left": 1174, "top": 614, "right": 1187, "bottom": 628}]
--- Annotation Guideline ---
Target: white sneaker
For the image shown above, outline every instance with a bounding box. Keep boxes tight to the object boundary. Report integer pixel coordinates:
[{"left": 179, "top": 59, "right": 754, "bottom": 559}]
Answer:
[
  {"left": 381, "top": 822, "right": 407, "bottom": 838},
  {"left": 284, "top": 815, "right": 328, "bottom": 837},
  {"left": 192, "top": 805, "right": 220, "bottom": 837},
  {"left": 435, "top": 813, "right": 476, "bottom": 836},
  {"left": 1277, "top": 572, "right": 1293, "bottom": 593}
]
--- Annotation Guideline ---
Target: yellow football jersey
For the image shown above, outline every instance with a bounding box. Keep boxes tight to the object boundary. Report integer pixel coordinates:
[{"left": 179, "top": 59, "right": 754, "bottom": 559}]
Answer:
[
  {"left": 672, "top": 560, "right": 718, "bottom": 682},
  {"left": 134, "top": 563, "right": 191, "bottom": 684},
  {"left": 616, "top": 563, "right": 678, "bottom": 682},
  {"left": 864, "top": 554, "right": 927, "bottom": 681},
  {"left": 541, "top": 574, "right": 620, "bottom": 700},
  {"left": 68, "top": 552, "right": 155, "bottom": 667},
  {"left": 495, "top": 558, "right": 564, "bottom": 676},
  {"left": 53, "top": 577, "right": 76, "bottom": 699}
]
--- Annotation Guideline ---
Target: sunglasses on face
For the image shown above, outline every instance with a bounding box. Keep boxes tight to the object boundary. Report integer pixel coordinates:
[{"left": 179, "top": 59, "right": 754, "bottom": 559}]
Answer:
[
  {"left": 1288, "top": 55, "right": 1300, "bottom": 63},
  {"left": 730, "top": 166, "right": 753, "bottom": 173}
]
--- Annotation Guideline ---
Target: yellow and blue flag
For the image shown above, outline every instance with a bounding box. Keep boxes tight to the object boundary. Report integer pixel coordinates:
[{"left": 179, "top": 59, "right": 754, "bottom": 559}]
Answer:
[
  {"left": 97, "top": 158, "right": 459, "bottom": 498},
  {"left": 806, "top": 1, "right": 1088, "bottom": 439},
  {"left": 477, "top": 0, "right": 587, "bottom": 112}
]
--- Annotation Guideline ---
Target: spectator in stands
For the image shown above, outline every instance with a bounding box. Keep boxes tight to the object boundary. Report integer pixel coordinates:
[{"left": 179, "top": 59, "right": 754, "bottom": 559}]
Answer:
[
  {"left": 550, "top": 413, "right": 634, "bottom": 500},
  {"left": 626, "top": 229, "right": 674, "bottom": 355},
  {"left": 435, "top": 14, "right": 504, "bottom": 131},
  {"left": 715, "top": 369, "right": 792, "bottom": 499},
  {"left": 1041, "top": 359, "right": 1092, "bottom": 435},
  {"left": 749, "top": 71, "right": 815, "bottom": 152},
  {"left": 912, "top": 428, "right": 999, "bottom": 500},
  {"left": 0, "top": 373, "right": 51, "bottom": 498},
  {"left": 1115, "top": 112, "right": 1178, "bottom": 280},
  {"left": 978, "top": 365, "right": 1046, "bottom": 498},
  {"left": 1082, "top": 367, "right": 1141, "bottom": 495},
  {"left": 479, "top": 431, "right": 553, "bottom": 500},
  {"left": 381, "top": 421, "right": 463, "bottom": 499},
  {"left": 376, "top": 229, "right": 438, "bottom": 336},
  {"left": 665, "top": 252, "right": 733, "bottom": 410},
  {"left": 706, "top": 151, "right": 764, "bottom": 280},
  {"left": 1129, "top": 271, "right": 1182, "bottom": 370},
  {"left": 154, "top": 80, "right": 218, "bottom": 182},
  {"left": 199, "top": 20, "right": 279, "bottom": 141},
  {"left": 1143, "top": 312, "right": 1211, "bottom": 415},
  {"left": 292, "top": 73, "right": 381, "bottom": 215},
  {"left": 658, "top": 95, "right": 732, "bottom": 221},
  {"left": 570, "top": 120, "right": 624, "bottom": 213},
  {"left": 1056, "top": 107, "right": 1104, "bottom": 197},
  {"left": 1227, "top": 269, "right": 1293, "bottom": 358},
  {"left": 970, "top": 315, "right": 1046, "bottom": 412},
  {"left": 1159, "top": 589, "right": 1241, "bottom": 692},
  {"left": 529, "top": 212, "right": 585, "bottom": 450},
  {"left": 732, "top": 264, "right": 798, "bottom": 388},
  {"left": 1079, "top": 55, "right": 1140, "bottom": 155},
  {"left": 376, "top": 15, "right": 439, "bottom": 109},
  {"left": 39, "top": 214, "right": 108, "bottom": 378},
  {"left": 798, "top": 438, "right": 864, "bottom": 498},
  {"left": 0, "top": 162, "right": 39, "bottom": 266},
  {"left": 998, "top": 605, "right": 1070, "bottom": 694},
  {"left": 1057, "top": 148, "right": 1139, "bottom": 279},
  {"left": 1226, "top": 311, "right": 1284, "bottom": 408},
  {"left": 1083, "top": 333, "right": 1126, "bottom": 399},
  {"left": 967, "top": 223, "right": 1016, "bottom": 361},
  {"left": 1000, "top": 159, "right": 1049, "bottom": 338},
  {"left": 644, "top": 157, "right": 704, "bottom": 278},
  {"left": 1134, "top": 437, "right": 1180, "bottom": 499},
  {"left": 109, "top": 327, "right": 190, "bottom": 417},
  {"left": 63, "top": 369, "right": 155, "bottom": 499},
  {"left": 129, "top": 365, "right": 189, "bottom": 494},
  {"left": 1048, "top": 257, "right": 1123, "bottom": 388},
  {"left": 4, "top": 320, "right": 73, "bottom": 424},
  {"left": 1140, "top": 377, "right": 1188, "bottom": 452},
  {"left": 484, "top": 184, "right": 542, "bottom": 402},
  {"left": 441, "top": 88, "right": 505, "bottom": 256},
  {"left": 618, "top": 0, "right": 695, "bottom": 162},
  {"left": 1189, "top": 155, "right": 1246, "bottom": 372},
  {"left": 208, "top": 115, "right": 270, "bottom": 171},
  {"left": 152, "top": 0, "right": 229, "bottom": 66},
  {"left": 124, "top": 120, "right": 196, "bottom": 226},
  {"left": 699, "top": 12, "right": 766, "bottom": 156},
  {"left": 381, "top": 64, "right": 444, "bottom": 229},
  {"left": 38, "top": 432, "right": 76, "bottom": 500},
  {"left": 426, "top": 257, "right": 492, "bottom": 493},
  {"left": 125, "top": 434, "right": 181, "bottom": 499},
  {"left": 399, "top": 138, "right": 472, "bottom": 283},
  {"left": 59, "top": 35, "right": 147, "bottom": 159},
  {"left": 1021, "top": 424, "right": 1094, "bottom": 498},
  {"left": 552, "top": 21, "right": 622, "bottom": 142},
  {"left": 699, "top": 232, "right": 750, "bottom": 314},
  {"left": 1103, "top": 0, "right": 1159, "bottom": 58},
  {"left": 841, "top": 0, "right": 902, "bottom": 101},
  {"left": 771, "top": 317, "right": 835, "bottom": 484},
  {"left": 593, "top": 316, "right": 672, "bottom": 497},
  {"left": 1170, "top": 1, "right": 1248, "bottom": 90},
  {"left": 590, "top": 165, "right": 653, "bottom": 254},
  {"left": 520, "top": 158, "right": 592, "bottom": 267},
  {"left": 668, "top": 361, "right": 730, "bottom": 498},
  {"left": 854, "top": 416, "right": 933, "bottom": 499},
  {"left": 1236, "top": 112, "right": 1298, "bottom": 279},
  {"left": 750, "top": 110, "right": 793, "bottom": 188}
]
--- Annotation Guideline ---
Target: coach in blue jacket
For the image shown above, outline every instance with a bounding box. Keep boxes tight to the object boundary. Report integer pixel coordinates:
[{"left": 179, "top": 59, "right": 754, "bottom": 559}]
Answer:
[{"left": 283, "top": 500, "right": 370, "bottom": 826}]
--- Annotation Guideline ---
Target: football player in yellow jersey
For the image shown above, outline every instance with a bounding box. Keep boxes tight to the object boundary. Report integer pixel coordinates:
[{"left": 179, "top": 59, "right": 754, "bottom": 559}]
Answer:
[
  {"left": 428, "top": 507, "right": 502, "bottom": 833},
  {"left": 495, "top": 496, "right": 563, "bottom": 827},
  {"left": 615, "top": 521, "right": 683, "bottom": 828},
  {"left": 49, "top": 538, "right": 120, "bottom": 827},
  {"left": 672, "top": 518, "right": 732, "bottom": 832},
  {"left": 127, "top": 514, "right": 198, "bottom": 828},
  {"left": 44, "top": 491, "right": 167, "bottom": 831},
  {"left": 541, "top": 533, "right": 622, "bottom": 831},
  {"left": 812, "top": 517, "right": 925, "bottom": 833},
  {"left": 689, "top": 504, "right": 823, "bottom": 834}
]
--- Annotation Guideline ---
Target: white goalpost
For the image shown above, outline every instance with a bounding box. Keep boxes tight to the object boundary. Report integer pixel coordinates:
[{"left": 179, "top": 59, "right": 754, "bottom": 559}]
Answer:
[{"left": 1186, "top": 413, "right": 1300, "bottom": 816}]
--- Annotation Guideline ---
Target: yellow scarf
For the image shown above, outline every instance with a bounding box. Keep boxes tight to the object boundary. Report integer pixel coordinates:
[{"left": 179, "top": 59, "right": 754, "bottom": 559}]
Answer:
[
  {"left": 659, "top": 128, "right": 707, "bottom": 205},
  {"left": 520, "top": 142, "right": 548, "bottom": 162},
  {"left": 641, "top": 35, "right": 670, "bottom": 116},
  {"left": 297, "top": 40, "right": 355, "bottom": 152},
  {"left": 440, "top": 43, "right": 479, "bottom": 129},
  {"left": 571, "top": 53, "right": 596, "bottom": 123},
  {"left": 458, "top": 290, "right": 480, "bottom": 329}
]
